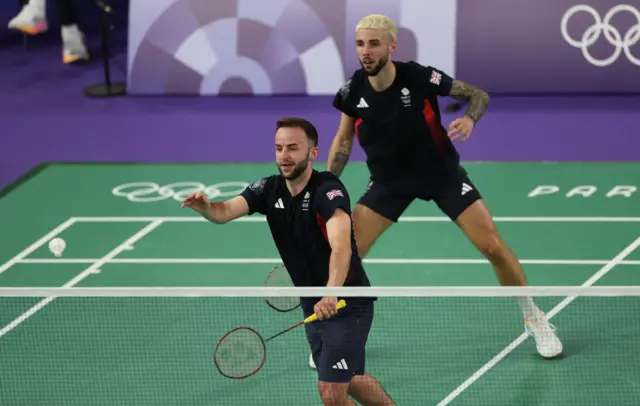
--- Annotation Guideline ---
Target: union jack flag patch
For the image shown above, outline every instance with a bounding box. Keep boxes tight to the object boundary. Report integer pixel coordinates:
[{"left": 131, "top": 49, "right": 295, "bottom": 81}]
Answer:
[
  {"left": 326, "top": 189, "right": 344, "bottom": 200},
  {"left": 430, "top": 70, "right": 441, "bottom": 85}
]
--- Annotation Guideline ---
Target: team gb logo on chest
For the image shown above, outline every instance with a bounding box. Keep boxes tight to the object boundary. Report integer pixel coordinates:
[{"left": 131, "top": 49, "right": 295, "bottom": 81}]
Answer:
[
  {"left": 302, "top": 191, "right": 311, "bottom": 211},
  {"left": 401, "top": 87, "right": 411, "bottom": 107}
]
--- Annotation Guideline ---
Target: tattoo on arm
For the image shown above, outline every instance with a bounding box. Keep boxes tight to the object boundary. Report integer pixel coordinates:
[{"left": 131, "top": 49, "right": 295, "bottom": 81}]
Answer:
[
  {"left": 328, "top": 138, "right": 353, "bottom": 177},
  {"left": 448, "top": 80, "right": 490, "bottom": 123},
  {"left": 329, "top": 153, "right": 349, "bottom": 177}
]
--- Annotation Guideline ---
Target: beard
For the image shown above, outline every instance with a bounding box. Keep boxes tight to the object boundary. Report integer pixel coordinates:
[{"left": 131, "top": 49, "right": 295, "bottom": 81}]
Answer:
[
  {"left": 361, "top": 55, "right": 389, "bottom": 76},
  {"left": 278, "top": 152, "right": 310, "bottom": 180}
]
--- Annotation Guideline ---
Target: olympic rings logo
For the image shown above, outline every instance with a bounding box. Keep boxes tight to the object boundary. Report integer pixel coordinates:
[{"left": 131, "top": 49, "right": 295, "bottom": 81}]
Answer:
[
  {"left": 112, "top": 181, "right": 250, "bottom": 202},
  {"left": 561, "top": 4, "right": 640, "bottom": 67}
]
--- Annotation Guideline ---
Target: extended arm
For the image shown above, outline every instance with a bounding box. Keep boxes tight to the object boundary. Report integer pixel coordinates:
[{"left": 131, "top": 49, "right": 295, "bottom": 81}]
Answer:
[
  {"left": 326, "top": 113, "right": 356, "bottom": 177},
  {"left": 201, "top": 195, "right": 249, "bottom": 224},
  {"left": 448, "top": 80, "right": 490, "bottom": 123},
  {"left": 324, "top": 209, "right": 353, "bottom": 287}
]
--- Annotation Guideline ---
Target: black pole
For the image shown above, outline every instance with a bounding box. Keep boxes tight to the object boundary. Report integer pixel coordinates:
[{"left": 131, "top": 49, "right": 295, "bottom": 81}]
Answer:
[{"left": 84, "top": 1, "right": 126, "bottom": 98}]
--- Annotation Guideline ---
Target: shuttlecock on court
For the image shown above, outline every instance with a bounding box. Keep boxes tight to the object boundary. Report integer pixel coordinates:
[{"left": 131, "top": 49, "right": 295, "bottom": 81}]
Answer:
[{"left": 48, "top": 238, "right": 66, "bottom": 257}]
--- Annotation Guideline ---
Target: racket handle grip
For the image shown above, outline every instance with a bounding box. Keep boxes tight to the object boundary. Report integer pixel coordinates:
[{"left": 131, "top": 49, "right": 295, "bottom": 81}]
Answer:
[{"left": 304, "top": 300, "right": 347, "bottom": 323}]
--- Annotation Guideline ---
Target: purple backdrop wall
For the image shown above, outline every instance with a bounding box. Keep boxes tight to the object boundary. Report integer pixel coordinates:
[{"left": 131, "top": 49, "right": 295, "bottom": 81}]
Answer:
[{"left": 456, "top": 0, "right": 640, "bottom": 93}]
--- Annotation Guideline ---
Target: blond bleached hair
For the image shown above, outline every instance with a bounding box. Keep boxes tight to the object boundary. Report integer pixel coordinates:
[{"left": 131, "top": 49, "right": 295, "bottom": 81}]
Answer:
[{"left": 355, "top": 14, "right": 398, "bottom": 41}]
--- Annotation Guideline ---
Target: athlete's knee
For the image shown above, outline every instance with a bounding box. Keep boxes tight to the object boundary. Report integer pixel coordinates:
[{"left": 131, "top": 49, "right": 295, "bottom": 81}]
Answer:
[
  {"left": 456, "top": 201, "right": 508, "bottom": 260},
  {"left": 475, "top": 228, "right": 506, "bottom": 260},
  {"left": 348, "top": 374, "right": 396, "bottom": 406},
  {"left": 318, "top": 381, "right": 352, "bottom": 406}
]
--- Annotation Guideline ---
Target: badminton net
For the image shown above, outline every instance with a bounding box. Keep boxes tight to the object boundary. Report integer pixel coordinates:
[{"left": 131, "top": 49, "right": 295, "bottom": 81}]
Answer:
[{"left": 0, "top": 286, "right": 639, "bottom": 406}]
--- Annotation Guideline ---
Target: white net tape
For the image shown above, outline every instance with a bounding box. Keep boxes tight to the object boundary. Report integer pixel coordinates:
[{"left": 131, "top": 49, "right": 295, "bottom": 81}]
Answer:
[{"left": 0, "top": 285, "right": 638, "bottom": 296}]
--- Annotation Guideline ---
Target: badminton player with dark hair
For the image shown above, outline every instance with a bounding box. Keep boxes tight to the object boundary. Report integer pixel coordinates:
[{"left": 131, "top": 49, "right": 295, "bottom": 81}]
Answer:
[{"left": 182, "top": 117, "right": 395, "bottom": 406}]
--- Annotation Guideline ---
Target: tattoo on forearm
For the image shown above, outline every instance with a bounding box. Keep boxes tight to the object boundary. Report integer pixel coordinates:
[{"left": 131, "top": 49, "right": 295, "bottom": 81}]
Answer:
[
  {"left": 328, "top": 152, "right": 350, "bottom": 177},
  {"left": 449, "top": 80, "right": 490, "bottom": 123},
  {"left": 328, "top": 137, "right": 353, "bottom": 177}
]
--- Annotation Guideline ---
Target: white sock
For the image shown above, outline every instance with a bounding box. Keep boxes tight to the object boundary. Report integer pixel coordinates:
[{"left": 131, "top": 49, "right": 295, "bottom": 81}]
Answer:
[
  {"left": 27, "top": 0, "right": 46, "bottom": 15},
  {"left": 516, "top": 296, "right": 540, "bottom": 320},
  {"left": 61, "top": 24, "right": 79, "bottom": 36},
  {"left": 61, "top": 24, "right": 81, "bottom": 42}
]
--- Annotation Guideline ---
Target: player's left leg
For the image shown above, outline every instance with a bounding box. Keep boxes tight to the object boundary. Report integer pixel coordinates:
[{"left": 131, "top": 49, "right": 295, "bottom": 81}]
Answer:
[
  {"left": 348, "top": 374, "right": 396, "bottom": 406},
  {"left": 432, "top": 167, "right": 563, "bottom": 359},
  {"left": 310, "top": 181, "right": 411, "bottom": 370},
  {"left": 306, "top": 316, "right": 354, "bottom": 405},
  {"left": 317, "top": 381, "right": 355, "bottom": 406},
  {"left": 316, "top": 301, "right": 396, "bottom": 406}
]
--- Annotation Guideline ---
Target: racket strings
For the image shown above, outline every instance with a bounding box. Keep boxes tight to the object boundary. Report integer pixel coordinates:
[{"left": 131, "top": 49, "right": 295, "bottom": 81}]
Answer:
[
  {"left": 214, "top": 328, "right": 266, "bottom": 378},
  {"left": 265, "top": 264, "right": 300, "bottom": 312}
]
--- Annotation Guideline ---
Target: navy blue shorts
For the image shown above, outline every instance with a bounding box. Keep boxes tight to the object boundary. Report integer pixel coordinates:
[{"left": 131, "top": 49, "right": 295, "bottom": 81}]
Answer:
[
  {"left": 304, "top": 300, "right": 374, "bottom": 383},
  {"left": 357, "top": 166, "right": 483, "bottom": 222}
]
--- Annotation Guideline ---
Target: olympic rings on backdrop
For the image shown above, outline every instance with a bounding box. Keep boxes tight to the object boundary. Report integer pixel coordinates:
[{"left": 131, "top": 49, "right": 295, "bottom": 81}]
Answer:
[
  {"left": 112, "top": 181, "right": 250, "bottom": 202},
  {"left": 561, "top": 4, "right": 640, "bottom": 67}
]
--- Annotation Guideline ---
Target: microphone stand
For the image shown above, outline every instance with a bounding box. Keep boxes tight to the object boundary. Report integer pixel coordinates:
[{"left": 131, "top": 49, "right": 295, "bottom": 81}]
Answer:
[{"left": 84, "top": 0, "right": 126, "bottom": 98}]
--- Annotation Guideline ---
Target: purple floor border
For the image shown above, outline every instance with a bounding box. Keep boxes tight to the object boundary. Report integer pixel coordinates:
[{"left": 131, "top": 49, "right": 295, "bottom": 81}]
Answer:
[{"left": 2, "top": 92, "right": 638, "bottom": 194}]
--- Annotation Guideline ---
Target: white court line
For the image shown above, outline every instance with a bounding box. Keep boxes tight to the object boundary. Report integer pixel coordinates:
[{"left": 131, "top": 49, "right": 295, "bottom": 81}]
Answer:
[
  {"left": 0, "top": 220, "right": 163, "bottom": 339},
  {"left": 70, "top": 216, "right": 640, "bottom": 223},
  {"left": 14, "top": 258, "right": 640, "bottom": 265},
  {"left": 0, "top": 218, "right": 76, "bottom": 276},
  {"left": 437, "top": 236, "right": 640, "bottom": 406}
]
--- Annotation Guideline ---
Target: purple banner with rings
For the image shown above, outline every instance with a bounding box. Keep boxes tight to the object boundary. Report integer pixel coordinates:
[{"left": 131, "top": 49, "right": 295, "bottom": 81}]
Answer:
[{"left": 455, "top": 0, "right": 640, "bottom": 93}]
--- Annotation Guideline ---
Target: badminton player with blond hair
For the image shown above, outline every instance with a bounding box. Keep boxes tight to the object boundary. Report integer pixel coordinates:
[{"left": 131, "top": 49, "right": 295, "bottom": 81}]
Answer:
[{"left": 311, "top": 14, "right": 563, "bottom": 370}]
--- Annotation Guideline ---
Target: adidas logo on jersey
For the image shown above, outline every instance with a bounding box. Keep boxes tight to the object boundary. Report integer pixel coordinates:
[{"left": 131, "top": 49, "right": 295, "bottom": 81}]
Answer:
[
  {"left": 357, "top": 98, "right": 368, "bottom": 108},
  {"left": 274, "top": 198, "right": 284, "bottom": 209}
]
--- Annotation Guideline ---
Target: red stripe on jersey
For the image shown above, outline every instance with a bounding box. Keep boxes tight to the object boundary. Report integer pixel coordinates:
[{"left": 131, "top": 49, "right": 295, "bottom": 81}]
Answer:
[
  {"left": 316, "top": 213, "right": 328, "bottom": 241},
  {"left": 354, "top": 118, "right": 363, "bottom": 140},
  {"left": 423, "top": 99, "right": 447, "bottom": 152}
]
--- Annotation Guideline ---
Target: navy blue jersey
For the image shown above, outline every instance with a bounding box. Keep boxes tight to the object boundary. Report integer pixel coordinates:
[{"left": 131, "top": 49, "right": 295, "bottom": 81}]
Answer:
[
  {"left": 240, "top": 170, "right": 372, "bottom": 312},
  {"left": 333, "top": 61, "right": 460, "bottom": 188}
]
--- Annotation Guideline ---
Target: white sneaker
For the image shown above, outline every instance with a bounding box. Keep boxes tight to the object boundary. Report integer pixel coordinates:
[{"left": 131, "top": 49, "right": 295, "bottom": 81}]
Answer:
[
  {"left": 61, "top": 25, "right": 89, "bottom": 64},
  {"left": 309, "top": 353, "right": 316, "bottom": 369},
  {"left": 524, "top": 313, "right": 563, "bottom": 359},
  {"left": 7, "top": 5, "right": 48, "bottom": 35}
]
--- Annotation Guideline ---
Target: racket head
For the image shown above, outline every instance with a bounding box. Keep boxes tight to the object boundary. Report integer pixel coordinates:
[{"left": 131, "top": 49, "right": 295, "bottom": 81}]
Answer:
[
  {"left": 264, "top": 263, "right": 300, "bottom": 313},
  {"left": 214, "top": 326, "right": 267, "bottom": 379}
]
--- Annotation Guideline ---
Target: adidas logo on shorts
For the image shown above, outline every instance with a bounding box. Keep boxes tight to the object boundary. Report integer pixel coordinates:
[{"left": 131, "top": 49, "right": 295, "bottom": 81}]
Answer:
[
  {"left": 461, "top": 182, "right": 473, "bottom": 196},
  {"left": 332, "top": 359, "right": 349, "bottom": 370}
]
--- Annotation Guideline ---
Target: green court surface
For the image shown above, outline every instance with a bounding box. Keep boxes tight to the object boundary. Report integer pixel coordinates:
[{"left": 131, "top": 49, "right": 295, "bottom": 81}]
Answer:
[{"left": 0, "top": 162, "right": 639, "bottom": 405}]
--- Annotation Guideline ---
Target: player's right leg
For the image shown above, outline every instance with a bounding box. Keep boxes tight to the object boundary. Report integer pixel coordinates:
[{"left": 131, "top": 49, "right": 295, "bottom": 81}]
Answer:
[{"left": 352, "top": 180, "right": 414, "bottom": 258}]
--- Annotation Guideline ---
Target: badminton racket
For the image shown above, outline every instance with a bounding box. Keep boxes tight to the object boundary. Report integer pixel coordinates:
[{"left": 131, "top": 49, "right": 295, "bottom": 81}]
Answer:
[
  {"left": 263, "top": 263, "right": 300, "bottom": 312},
  {"left": 214, "top": 299, "right": 347, "bottom": 379}
]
